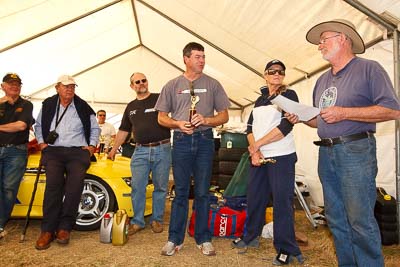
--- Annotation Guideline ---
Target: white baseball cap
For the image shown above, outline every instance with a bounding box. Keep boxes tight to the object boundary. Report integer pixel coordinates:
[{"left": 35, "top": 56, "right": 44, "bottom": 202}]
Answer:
[{"left": 57, "top": 75, "right": 78, "bottom": 86}]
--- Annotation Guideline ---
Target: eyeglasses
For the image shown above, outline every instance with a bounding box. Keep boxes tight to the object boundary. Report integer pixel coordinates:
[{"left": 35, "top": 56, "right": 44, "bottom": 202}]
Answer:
[
  {"left": 266, "top": 69, "right": 285, "bottom": 76},
  {"left": 134, "top": 79, "right": 147, "bottom": 84},
  {"left": 319, "top": 34, "right": 340, "bottom": 45}
]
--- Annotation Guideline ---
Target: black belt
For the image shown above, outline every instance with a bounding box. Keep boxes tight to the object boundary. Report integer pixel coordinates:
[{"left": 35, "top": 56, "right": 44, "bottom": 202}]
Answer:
[
  {"left": 137, "top": 139, "right": 170, "bottom": 147},
  {"left": 313, "top": 132, "right": 374, "bottom": 147}
]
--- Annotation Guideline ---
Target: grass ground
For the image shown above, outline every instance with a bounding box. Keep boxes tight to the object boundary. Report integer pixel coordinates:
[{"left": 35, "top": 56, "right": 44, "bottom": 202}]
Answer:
[{"left": 1, "top": 199, "right": 399, "bottom": 267}]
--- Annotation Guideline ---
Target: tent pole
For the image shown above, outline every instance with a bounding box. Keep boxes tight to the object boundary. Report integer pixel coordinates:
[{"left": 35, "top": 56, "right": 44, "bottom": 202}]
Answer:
[
  {"left": 344, "top": 0, "right": 396, "bottom": 31},
  {"left": 394, "top": 29, "right": 400, "bottom": 244}
]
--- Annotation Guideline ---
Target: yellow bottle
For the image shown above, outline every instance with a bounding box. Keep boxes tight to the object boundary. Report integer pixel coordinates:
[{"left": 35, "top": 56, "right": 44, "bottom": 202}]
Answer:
[
  {"left": 112, "top": 209, "right": 128, "bottom": 245},
  {"left": 265, "top": 207, "right": 273, "bottom": 223}
]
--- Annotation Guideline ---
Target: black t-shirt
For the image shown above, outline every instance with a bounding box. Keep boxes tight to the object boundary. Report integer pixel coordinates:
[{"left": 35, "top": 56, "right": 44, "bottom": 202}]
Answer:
[
  {"left": 0, "top": 97, "right": 34, "bottom": 145},
  {"left": 119, "top": 93, "right": 170, "bottom": 144}
]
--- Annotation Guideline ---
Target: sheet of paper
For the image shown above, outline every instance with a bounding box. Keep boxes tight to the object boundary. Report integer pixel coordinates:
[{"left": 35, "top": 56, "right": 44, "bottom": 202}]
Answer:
[{"left": 270, "top": 95, "right": 320, "bottom": 121}]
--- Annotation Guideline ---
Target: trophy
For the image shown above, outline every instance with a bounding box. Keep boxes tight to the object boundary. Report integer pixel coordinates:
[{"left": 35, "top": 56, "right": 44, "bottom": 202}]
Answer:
[
  {"left": 98, "top": 135, "right": 105, "bottom": 154},
  {"left": 184, "top": 82, "right": 199, "bottom": 127},
  {"left": 259, "top": 158, "right": 277, "bottom": 164}
]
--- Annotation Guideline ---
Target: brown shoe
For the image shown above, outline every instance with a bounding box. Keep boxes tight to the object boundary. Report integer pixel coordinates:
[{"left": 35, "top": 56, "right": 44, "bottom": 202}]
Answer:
[
  {"left": 128, "top": 224, "right": 144, "bottom": 236},
  {"left": 151, "top": 221, "right": 163, "bottom": 233},
  {"left": 56, "top": 229, "right": 70, "bottom": 245},
  {"left": 35, "top": 232, "right": 54, "bottom": 250}
]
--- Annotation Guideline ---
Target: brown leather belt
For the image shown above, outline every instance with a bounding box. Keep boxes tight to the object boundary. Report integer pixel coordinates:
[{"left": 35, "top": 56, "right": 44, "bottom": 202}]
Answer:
[
  {"left": 313, "top": 131, "right": 374, "bottom": 147},
  {"left": 137, "top": 139, "right": 170, "bottom": 147}
]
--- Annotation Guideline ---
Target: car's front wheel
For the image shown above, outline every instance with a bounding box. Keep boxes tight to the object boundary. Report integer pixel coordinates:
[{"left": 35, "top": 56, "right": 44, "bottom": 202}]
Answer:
[{"left": 74, "top": 175, "right": 117, "bottom": 231}]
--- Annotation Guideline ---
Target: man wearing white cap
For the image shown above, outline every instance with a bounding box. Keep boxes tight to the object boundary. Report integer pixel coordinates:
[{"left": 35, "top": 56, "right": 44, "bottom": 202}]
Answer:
[
  {"left": 34, "top": 75, "right": 100, "bottom": 250},
  {"left": 287, "top": 19, "right": 400, "bottom": 266}
]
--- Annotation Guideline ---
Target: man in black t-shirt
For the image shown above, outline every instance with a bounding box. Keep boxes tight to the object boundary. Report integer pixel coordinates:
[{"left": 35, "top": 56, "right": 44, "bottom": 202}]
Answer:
[
  {"left": 108, "top": 72, "right": 171, "bottom": 235},
  {"left": 0, "top": 73, "right": 34, "bottom": 239}
]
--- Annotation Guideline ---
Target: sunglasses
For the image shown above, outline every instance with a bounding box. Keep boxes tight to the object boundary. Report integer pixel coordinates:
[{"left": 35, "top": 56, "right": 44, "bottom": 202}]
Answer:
[
  {"left": 98, "top": 114, "right": 106, "bottom": 117},
  {"left": 134, "top": 79, "right": 147, "bottom": 84},
  {"left": 266, "top": 69, "right": 285, "bottom": 76}
]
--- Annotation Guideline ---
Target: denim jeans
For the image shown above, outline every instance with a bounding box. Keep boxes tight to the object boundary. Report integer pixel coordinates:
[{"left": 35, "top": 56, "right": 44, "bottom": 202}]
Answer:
[
  {"left": 0, "top": 145, "right": 28, "bottom": 228},
  {"left": 130, "top": 143, "right": 171, "bottom": 227},
  {"left": 168, "top": 129, "right": 214, "bottom": 245},
  {"left": 318, "top": 136, "right": 384, "bottom": 267}
]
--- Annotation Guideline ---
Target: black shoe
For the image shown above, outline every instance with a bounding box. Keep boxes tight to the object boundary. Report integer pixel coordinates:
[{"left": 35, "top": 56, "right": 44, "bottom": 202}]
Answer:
[
  {"left": 232, "top": 237, "right": 260, "bottom": 248},
  {"left": 272, "top": 253, "right": 305, "bottom": 265}
]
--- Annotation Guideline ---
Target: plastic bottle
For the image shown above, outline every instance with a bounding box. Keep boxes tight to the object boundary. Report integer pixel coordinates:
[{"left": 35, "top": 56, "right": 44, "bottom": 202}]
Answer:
[
  {"left": 100, "top": 212, "right": 114, "bottom": 243},
  {"left": 112, "top": 209, "right": 128, "bottom": 245}
]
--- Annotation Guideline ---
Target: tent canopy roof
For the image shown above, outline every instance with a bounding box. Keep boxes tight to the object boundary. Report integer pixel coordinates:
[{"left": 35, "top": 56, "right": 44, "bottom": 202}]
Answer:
[{"left": 1, "top": 0, "right": 399, "bottom": 112}]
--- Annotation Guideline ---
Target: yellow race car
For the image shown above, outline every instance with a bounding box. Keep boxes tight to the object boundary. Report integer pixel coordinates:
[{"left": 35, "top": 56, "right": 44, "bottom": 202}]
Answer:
[{"left": 11, "top": 151, "right": 154, "bottom": 231}]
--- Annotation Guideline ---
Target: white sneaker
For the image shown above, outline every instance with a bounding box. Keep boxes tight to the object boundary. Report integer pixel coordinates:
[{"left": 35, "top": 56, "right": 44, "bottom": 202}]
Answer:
[
  {"left": 0, "top": 228, "right": 6, "bottom": 239},
  {"left": 197, "top": 242, "right": 216, "bottom": 256},
  {"left": 161, "top": 241, "right": 183, "bottom": 256}
]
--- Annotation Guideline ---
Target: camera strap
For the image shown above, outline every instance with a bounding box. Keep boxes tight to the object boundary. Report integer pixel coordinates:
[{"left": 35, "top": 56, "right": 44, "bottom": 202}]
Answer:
[{"left": 54, "top": 102, "right": 70, "bottom": 130}]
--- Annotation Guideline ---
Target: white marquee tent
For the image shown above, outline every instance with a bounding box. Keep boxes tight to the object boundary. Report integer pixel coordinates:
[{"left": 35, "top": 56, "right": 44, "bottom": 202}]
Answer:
[{"left": 1, "top": 0, "right": 400, "bottom": 212}]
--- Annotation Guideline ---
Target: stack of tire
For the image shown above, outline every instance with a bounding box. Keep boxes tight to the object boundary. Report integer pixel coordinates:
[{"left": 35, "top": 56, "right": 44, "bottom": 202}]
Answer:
[
  {"left": 211, "top": 138, "right": 221, "bottom": 187},
  {"left": 215, "top": 132, "right": 248, "bottom": 190},
  {"left": 374, "top": 187, "right": 399, "bottom": 245}
]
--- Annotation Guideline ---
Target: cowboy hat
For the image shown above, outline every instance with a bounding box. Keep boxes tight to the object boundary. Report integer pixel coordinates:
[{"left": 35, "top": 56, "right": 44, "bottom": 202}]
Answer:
[{"left": 306, "top": 19, "right": 365, "bottom": 54}]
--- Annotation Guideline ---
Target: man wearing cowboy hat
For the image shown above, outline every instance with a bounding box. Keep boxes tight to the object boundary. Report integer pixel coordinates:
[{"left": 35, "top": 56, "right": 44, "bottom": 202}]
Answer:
[{"left": 286, "top": 19, "right": 399, "bottom": 266}]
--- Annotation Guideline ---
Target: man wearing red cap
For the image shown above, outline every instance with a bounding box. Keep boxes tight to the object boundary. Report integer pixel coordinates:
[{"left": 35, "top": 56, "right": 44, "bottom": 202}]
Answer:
[{"left": 0, "top": 73, "right": 34, "bottom": 239}]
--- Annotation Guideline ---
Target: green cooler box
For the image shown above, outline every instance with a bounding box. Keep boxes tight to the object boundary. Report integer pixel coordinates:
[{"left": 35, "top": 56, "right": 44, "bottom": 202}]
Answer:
[{"left": 220, "top": 132, "right": 248, "bottom": 148}]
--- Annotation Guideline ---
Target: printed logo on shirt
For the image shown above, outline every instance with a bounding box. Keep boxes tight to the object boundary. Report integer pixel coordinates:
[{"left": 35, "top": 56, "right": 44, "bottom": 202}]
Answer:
[
  {"left": 144, "top": 108, "right": 156, "bottom": 113},
  {"left": 319, "top": 86, "right": 337, "bottom": 109},
  {"left": 129, "top": 110, "right": 137, "bottom": 115}
]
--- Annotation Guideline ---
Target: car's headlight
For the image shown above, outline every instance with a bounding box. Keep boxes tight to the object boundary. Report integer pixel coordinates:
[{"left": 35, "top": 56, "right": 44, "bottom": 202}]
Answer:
[{"left": 122, "top": 177, "right": 132, "bottom": 187}]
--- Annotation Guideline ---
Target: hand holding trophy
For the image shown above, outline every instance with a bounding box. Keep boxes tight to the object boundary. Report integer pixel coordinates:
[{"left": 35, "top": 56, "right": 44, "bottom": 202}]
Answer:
[{"left": 184, "top": 82, "right": 199, "bottom": 127}]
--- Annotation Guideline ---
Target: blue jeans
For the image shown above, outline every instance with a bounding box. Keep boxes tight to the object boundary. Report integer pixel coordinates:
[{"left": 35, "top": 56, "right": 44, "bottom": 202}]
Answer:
[
  {"left": 130, "top": 143, "right": 171, "bottom": 227},
  {"left": 0, "top": 145, "right": 28, "bottom": 228},
  {"left": 318, "top": 136, "right": 384, "bottom": 267},
  {"left": 168, "top": 129, "right": 214, "bottom": 245}
]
